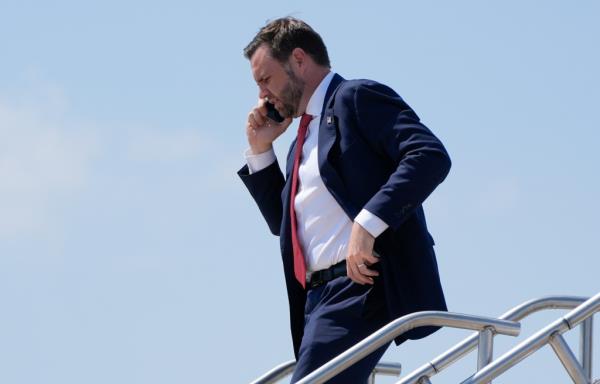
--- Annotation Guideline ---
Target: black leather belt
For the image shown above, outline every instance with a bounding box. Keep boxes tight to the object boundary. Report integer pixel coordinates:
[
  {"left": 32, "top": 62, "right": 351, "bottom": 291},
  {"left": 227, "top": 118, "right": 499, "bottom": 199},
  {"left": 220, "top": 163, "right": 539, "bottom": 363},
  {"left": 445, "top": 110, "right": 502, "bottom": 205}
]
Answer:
[{"left": 307, "top": 260, "right": 347, "bottom": 289}]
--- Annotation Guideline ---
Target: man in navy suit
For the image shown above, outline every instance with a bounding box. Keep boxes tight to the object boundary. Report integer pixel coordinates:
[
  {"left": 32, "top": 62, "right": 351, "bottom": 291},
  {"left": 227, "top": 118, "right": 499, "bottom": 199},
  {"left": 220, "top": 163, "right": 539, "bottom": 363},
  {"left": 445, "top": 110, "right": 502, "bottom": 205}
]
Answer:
[{"left": 239, "top": 17, "right": 451, "bottom": 383}]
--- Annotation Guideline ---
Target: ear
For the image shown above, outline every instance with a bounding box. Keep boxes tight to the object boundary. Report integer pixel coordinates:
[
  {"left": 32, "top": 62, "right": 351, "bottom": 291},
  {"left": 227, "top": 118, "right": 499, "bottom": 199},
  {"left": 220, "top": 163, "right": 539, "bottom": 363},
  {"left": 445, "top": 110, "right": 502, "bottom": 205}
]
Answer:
[{"left": 290, "top": 48, "right": 307, "bottom": 69}]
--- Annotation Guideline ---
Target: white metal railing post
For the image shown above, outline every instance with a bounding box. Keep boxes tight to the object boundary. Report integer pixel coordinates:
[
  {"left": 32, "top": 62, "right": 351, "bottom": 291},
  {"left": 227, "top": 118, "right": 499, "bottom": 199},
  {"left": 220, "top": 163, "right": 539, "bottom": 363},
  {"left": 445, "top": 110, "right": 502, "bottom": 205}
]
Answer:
[
  {"left": 477, "top": 327, "right": 494, "bottom": 369},
  {"left": 477, "top": 327, "right": 494, "bottom": 384},
  {"left": 549, "top": 332, "right": 588, "bottom": 384},
  {"left": 580, "top": 317, "right": 593, "bottom": 381},
  {"left": 367, "top": 372, "right": 375, "bottom": 384}
]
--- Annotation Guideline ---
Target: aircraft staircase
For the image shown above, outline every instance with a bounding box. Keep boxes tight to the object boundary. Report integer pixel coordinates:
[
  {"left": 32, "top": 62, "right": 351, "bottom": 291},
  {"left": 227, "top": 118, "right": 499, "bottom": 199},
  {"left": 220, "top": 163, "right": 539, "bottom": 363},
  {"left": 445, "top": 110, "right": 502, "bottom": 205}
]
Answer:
[{"left": 251, "top": 292, "right": 599, "bottom": 384}]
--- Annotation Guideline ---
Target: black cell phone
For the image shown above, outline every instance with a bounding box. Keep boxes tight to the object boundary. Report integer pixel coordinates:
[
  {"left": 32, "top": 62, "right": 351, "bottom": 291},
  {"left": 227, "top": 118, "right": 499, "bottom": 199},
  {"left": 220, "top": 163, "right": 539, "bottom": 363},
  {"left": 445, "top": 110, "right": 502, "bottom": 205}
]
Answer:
[{"left": 265, "top": 102, "right": 285, "bottom": 123}]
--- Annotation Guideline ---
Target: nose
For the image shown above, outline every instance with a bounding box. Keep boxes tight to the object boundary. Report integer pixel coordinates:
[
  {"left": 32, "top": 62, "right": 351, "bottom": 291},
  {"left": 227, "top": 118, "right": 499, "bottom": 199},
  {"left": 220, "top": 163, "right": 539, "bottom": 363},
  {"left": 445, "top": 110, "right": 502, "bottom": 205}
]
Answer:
[{"left": 258, "top": 85, "right": 270, "bottom": 100}]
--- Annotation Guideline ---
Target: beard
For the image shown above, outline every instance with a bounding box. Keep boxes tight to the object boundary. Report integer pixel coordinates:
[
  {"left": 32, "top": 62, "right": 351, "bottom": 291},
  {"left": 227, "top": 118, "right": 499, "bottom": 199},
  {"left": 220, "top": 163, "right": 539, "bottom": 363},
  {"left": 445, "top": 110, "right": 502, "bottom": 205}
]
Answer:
[{"left": 277, "top": 66, "right": 305, "bottom": 118}]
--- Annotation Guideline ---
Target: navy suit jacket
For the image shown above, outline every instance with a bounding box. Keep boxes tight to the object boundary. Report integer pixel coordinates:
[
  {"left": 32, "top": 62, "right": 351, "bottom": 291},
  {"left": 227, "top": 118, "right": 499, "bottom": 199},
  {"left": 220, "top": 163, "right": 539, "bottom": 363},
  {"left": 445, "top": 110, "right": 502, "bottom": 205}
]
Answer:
[{"left": 239, "top": 74, "right": 450, "bottom": 357}]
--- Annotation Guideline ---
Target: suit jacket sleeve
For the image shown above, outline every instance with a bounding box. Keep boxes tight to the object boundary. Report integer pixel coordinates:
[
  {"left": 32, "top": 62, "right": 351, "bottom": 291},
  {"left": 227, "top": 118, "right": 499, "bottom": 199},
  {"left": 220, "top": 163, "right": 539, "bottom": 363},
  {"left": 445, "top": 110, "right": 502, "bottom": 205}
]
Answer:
[
  {"left": 349, "top": 82, "right": 451, "bottom": 230},
  {"left": 238, "top": 160, "right": 285, "bottom": 236}
]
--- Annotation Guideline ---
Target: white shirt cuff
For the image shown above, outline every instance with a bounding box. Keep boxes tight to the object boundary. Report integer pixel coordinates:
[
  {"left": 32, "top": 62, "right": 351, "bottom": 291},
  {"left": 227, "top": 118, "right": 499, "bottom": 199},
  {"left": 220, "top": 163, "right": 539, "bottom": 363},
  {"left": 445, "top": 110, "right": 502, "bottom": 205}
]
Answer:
[
  {"left": 244, "top": 148, "right": 276, "bottom": 174},
  {"left": 355, "top": 209, "right": 389, "bottom": 238}
]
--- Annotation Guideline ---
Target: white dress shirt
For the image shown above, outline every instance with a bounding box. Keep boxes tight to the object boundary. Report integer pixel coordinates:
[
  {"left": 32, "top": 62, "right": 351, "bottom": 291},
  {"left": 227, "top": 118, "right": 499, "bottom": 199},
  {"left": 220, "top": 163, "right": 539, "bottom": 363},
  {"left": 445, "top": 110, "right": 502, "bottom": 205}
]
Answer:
[{"left": 245, "top": 71, "right": 388, "bottom": 272}]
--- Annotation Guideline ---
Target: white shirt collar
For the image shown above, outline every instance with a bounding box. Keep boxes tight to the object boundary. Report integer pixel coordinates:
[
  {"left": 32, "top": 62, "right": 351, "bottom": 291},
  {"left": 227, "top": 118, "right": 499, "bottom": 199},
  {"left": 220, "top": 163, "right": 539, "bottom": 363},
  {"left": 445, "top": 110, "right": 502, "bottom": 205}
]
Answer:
[{"left": 305, "top": 71, "right": 335, "bottom": 117}]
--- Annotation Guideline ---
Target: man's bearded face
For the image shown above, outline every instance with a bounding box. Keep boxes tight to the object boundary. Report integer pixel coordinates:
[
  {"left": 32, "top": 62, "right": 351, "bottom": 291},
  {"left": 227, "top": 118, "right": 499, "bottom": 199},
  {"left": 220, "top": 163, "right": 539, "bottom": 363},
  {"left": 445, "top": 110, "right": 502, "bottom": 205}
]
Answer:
[{"left": 276, "top": 65, "right": 305, "bottom": 118}]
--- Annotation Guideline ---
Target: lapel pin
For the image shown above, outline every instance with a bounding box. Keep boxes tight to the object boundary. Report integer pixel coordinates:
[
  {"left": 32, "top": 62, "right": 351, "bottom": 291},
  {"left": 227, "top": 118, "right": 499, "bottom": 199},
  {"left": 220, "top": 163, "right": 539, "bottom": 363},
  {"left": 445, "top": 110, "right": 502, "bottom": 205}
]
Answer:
[{"left": 327, "top": 115, "right": 333, "bottom": 125}]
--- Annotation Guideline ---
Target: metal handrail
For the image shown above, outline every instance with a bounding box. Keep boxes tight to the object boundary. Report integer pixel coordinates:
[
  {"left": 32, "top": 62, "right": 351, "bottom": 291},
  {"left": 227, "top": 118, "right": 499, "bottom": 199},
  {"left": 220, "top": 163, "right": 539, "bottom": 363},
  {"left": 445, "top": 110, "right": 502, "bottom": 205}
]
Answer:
[
  {"left": 252, "top": 295, "right": 595, "bottom": 384},
  {"left": 462, "top": 291, "right": 600, "bottom": 384},
  {"left": 369, "top": 362, "right": 404, "bottom": 383},
  {"left": 398, "top": 295, "right": 589, "bottom": 384},
  {"left": 295, "top": 311, "right": 521, "bottom": 384},
  {"left": 251, "top": 360, "right": 296, "bottom": 384},
  {"left": 250, "top": 360, "right": 402, "bottom": 384}
]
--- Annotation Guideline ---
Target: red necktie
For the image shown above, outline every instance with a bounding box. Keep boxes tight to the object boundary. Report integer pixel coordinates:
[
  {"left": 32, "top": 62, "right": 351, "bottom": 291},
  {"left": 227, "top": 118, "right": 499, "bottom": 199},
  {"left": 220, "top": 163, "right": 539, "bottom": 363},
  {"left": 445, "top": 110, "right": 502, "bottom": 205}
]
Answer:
[{"left": 290, "top": 113, "right": 313, "bottom": 288}]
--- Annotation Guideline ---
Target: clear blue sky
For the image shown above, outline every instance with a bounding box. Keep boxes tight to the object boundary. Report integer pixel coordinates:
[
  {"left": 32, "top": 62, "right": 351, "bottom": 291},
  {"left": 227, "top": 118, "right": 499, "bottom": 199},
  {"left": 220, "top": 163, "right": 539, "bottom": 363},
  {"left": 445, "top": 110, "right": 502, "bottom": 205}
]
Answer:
[{"left": 0, "top": 1, "right": 598, "bottom": 383}]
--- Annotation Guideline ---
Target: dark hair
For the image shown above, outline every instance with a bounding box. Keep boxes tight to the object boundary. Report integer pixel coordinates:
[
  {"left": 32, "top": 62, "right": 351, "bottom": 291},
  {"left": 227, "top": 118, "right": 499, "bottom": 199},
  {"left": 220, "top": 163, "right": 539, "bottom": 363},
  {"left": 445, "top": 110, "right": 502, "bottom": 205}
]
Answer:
[{"left": 244, "top": 17, "right": 330, "bottom": 67}]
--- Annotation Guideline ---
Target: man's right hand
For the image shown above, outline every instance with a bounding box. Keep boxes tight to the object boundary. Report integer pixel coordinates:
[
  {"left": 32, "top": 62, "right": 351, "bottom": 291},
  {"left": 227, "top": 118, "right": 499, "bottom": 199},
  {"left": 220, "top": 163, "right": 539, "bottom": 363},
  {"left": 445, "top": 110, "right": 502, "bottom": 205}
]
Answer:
[{"left": 246, "top": 99, "right": 293, "bottom": 154}]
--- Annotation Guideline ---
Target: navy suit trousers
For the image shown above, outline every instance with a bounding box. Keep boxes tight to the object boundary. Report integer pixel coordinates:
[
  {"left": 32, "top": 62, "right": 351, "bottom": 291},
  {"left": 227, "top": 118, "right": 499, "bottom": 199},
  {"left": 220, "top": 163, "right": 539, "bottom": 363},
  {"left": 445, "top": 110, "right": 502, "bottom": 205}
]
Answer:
[{"left": 290, "top": 274, "right": 391, "bottom": 383}]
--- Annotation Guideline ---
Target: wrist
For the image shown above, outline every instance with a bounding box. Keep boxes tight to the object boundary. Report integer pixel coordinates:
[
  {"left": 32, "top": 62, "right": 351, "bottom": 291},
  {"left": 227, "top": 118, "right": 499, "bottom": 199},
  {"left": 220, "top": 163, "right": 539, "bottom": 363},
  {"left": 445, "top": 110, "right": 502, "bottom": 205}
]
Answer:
[
  {"left": 353, "top": 222, "right": 375, "bottom": 244},
  {"left": 249, "top": 143, "right": 273, "bottom": 155},
  {"left": 354, "top": 209, "right": 388, "bottom": 238}
]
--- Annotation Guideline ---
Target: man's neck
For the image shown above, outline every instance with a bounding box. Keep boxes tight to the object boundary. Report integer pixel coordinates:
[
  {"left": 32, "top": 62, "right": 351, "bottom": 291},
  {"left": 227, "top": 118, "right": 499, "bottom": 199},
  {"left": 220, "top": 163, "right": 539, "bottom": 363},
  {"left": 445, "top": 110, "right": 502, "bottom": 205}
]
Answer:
[{"left": 298, "top": 67, "right": 331, "bottom": 116}]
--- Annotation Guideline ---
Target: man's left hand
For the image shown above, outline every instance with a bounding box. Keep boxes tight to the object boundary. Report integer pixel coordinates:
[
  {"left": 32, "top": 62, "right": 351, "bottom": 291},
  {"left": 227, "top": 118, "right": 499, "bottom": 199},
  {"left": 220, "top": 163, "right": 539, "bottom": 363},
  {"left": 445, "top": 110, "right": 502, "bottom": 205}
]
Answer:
[{"left": 346, "top": 222, "right": 380, "bottom": 285}]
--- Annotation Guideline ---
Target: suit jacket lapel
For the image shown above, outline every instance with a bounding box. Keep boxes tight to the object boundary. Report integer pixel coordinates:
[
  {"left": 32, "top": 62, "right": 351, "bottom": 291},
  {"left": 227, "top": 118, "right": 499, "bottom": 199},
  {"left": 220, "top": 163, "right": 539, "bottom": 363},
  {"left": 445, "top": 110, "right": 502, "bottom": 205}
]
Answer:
[
  {"left": 317, "top": 73, "right": 343, "bottom": 174},
  {"left": 317, "top": 74, "right": 360, "bottom": 220}
]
